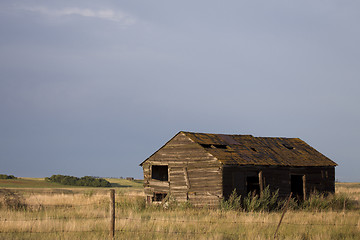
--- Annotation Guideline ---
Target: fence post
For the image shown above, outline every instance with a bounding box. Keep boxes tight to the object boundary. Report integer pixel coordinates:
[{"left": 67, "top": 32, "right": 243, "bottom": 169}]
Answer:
[
  {"left": 110, "top": 189, "right": 115, "bottom": 239},
  {"left": 274, "top": 192, "right": 292, "bottom": 239}
]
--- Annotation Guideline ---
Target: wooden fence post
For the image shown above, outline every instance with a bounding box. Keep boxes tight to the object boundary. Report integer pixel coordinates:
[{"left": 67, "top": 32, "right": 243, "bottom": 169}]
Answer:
[
  {"left": 274, "top": 192, "right": 292, "bottom": 239},
  {"left": 110, "top": 189, "right": 115, "bottom": 239}
]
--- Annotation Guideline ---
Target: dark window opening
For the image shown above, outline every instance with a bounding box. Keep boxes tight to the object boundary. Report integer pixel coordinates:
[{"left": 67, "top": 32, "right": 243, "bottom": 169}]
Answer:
[
  {"left": 250, "top": 147, "right": 257, "bottom": 152},
  {"left": 151, "top": 165, "right": 168, "bottom": 181},
  {"left": 200, "top": 144, "right": 212, "bottom": 148},
  {"left": 283, "top": 144, "right": 294, "bottom": 150},
  {"left": 246, "top": 176, "right": 260, "bottom": 195},
  {"left": 152, "top": 193, "right": 167, "bottom": 202},
  {"left": 213, "top": 144, "right": 227, "bottom": 149},
  {"left": 291, "top": 175, "right": 304, "bottom": 201}
]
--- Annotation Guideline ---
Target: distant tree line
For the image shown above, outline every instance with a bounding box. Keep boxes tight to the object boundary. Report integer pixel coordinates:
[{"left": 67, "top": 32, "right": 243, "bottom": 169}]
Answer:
[
  {"left": 0, "top": 174, "right": 17, "bottom": 179},
  {"left": 45, "top": 175, "right": 112, "bottom": 187}
]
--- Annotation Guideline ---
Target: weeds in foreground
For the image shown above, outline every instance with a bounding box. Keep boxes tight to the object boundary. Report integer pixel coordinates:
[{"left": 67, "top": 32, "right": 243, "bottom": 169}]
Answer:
[
  {"left": 220, "top": 189, "right": 242, "bottom": 211},
  {"left": 219, "top": 187, "right": 355, "bottom": 212},
  {"left": 243, "top": 187, "right": 280, "bottom": 212},
  {"left": 0, "top": 189, "right": 27, "bottom": 210},
  {"left": 1, "top": 187, "right": 359, "bottom": 240},
  {"left": 300, "top": 192, "right": 355, "bottom": 211},
  {"left": 220, "top": 186, "right": 280, "bottom": 212}
]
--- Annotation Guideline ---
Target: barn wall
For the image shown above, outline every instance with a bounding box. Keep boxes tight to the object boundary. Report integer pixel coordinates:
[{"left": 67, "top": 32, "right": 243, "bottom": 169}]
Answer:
[
  {"left": 291, "top": 166, "right": 335, "bottom": 196},
  {"left": 223, "top": 166, "right": 335, "bottom": 199},
  {"left": 142, "top": 132, "right": 222, "bottom": 207}
]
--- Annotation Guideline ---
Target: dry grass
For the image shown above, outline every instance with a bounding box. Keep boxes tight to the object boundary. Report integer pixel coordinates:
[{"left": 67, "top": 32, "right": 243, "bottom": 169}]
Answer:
[
  {"left": 0, "top": 184, "right": 359, "bottom": 239},
  {"left": 336, "top": 183, "right": 360, "bottom": 201}
]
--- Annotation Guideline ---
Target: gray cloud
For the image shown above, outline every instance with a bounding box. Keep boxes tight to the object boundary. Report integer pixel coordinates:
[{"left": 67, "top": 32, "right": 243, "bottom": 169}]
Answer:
[
  {"left": 0, "top": 1, "right": 359, "bottom": 181},
  {"left": 23, "top": 6, "right": 136, "bottom": 25}
]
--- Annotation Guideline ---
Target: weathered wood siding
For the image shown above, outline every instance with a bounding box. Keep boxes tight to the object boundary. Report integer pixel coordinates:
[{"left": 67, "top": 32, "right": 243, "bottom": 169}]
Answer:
[
  {"left": 142, "top": 132, "right": 222, "bottom": 207},
  {"left": 223, "top": 166, "right": 335, "bottom": 199}
]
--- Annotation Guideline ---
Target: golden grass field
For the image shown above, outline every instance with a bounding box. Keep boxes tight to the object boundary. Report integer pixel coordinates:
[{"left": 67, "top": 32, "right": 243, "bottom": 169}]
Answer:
[{"left": 0, "top": 179, "right": 359, "bottom": 240}]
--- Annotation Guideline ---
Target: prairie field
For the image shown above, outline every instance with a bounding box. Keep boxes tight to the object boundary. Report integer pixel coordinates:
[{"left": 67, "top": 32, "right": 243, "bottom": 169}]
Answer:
[{"left": 0, "top": 179, "right": 359, "bottom": 240}]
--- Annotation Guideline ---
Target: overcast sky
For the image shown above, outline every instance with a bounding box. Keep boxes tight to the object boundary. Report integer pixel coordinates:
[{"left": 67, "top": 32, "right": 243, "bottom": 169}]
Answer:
[{"left": 1, "top": 1, "right": 359, "bottom": 181}]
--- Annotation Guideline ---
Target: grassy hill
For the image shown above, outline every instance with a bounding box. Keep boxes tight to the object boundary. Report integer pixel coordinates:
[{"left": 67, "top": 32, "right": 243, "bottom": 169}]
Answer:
[{"left": 0, "top": 177, "right": 143, "bottom": 189}]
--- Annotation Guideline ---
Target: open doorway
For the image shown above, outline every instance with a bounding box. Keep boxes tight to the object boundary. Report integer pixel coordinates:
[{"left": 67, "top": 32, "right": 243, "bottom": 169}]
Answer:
[
  {"left": 246, "top": 176, "right": 260, "bottom": 195},
  {"left": 291, "top": 175, "right": 304, "bottom": 201}
]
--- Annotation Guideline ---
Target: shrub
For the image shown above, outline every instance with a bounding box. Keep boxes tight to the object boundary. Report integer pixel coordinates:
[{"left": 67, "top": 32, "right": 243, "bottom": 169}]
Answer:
[
  {"left": 0, "top": 174, "right": 17, "bottom": 179},
  {"left": 220, "top": 189, "right": 242, "bottom": 211},
  {"left": 45, "top": 175, "right": 112, "bottom": 187},
  {"left": 243, "top": 186, "right": 280, "bottom": 212}
]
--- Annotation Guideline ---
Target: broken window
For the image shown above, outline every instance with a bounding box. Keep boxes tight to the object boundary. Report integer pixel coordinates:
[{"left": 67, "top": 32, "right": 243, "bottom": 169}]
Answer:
[
  {"left": 152, "top": 193, "right": 167, "bottom": 202},
  {"left": 151, "top": 165, "right": 168, "bottom": 181}
]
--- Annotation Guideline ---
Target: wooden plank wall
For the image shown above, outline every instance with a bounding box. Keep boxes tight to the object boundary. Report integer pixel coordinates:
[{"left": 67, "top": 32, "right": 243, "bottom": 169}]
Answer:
[
  {"left": 223, "top": 166, "right": 335, "bottom": 199},
  {"left": 142, "top": 132, "right": 223, "bottom": 207}
]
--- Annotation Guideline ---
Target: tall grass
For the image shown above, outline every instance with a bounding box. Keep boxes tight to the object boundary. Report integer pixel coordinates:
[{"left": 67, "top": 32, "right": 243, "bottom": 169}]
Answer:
[
  {"left": 220, "top": 186, "right": 355, "bottom": 212},
  {"left": 0, "top": 189, "right": 27, "bottom": 210},
  {"left": 0, "top": 185, "right": 359, "bottom": 239},
  {"left": 300, "top": 192, "right": 355, "bottom": 211}
]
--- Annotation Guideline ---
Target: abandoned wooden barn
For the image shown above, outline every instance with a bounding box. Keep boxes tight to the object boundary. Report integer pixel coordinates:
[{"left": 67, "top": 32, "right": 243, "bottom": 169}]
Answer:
[{"left": 140, "top": 131, "right": 337, "bottom": 206}]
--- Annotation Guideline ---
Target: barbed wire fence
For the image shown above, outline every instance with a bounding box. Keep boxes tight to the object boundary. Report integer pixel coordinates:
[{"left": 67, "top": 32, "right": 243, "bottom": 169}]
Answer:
[{"left": 0, "top": 189, "right": 359, "bottom": 239}]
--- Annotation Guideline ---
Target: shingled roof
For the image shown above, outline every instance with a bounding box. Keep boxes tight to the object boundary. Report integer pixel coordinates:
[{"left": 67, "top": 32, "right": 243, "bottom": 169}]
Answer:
[{"left": 183, "top": 132, "right": 337, "bottom": 167}]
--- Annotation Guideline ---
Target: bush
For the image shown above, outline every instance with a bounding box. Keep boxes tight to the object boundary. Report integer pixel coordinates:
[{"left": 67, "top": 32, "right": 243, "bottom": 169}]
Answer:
[
  {"left": 220, "top": 187, "right": 280, "bottom": 212},
  {"left": 0, "top": 174, "right": 17, "bottom": 179},
  {"left": 243, "top": 186, "right": 280, "bottom": 212},
  {"left": 45, "top": 175, "right": 112, "bottom": 187},
  {"left": 220, "top": 189, "right": 242, "bottom": 211}
]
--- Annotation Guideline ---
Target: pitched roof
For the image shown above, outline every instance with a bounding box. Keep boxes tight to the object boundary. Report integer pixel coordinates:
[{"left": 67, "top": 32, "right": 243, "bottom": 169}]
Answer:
[{"left": 183, "top": 132, "right": 337, "bottom": 167}]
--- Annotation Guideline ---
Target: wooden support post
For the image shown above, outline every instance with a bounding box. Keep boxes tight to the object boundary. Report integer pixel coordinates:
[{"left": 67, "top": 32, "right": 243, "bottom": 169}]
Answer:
[
  {"left": 110, "top": 189, "right": 115, "bottom": 239},
  {"left": 183, "top": 167, "right": 191, "bottom": 189},
  {"left": 302, "top": 175, "right": 306, "bottom": 201},
  {"left": 258, "top": 171, "right": 263, "bottom": 197},
  {"left": 274, "top": 192, "right": 292, "bottom": 239}
]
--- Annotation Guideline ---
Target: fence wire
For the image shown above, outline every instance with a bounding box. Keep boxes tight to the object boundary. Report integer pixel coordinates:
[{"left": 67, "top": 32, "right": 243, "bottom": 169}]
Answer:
[
  {"left": 1, "top": 196, "right": 359, "bottom": 236},
  {"left": 0, "top": 215, "right": 358, "bottom": 227}
]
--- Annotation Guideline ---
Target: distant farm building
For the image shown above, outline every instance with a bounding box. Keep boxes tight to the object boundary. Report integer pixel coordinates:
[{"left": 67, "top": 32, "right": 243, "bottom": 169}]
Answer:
[{"left": 140, "top": 131, "right": 337, "bottom": 206}]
